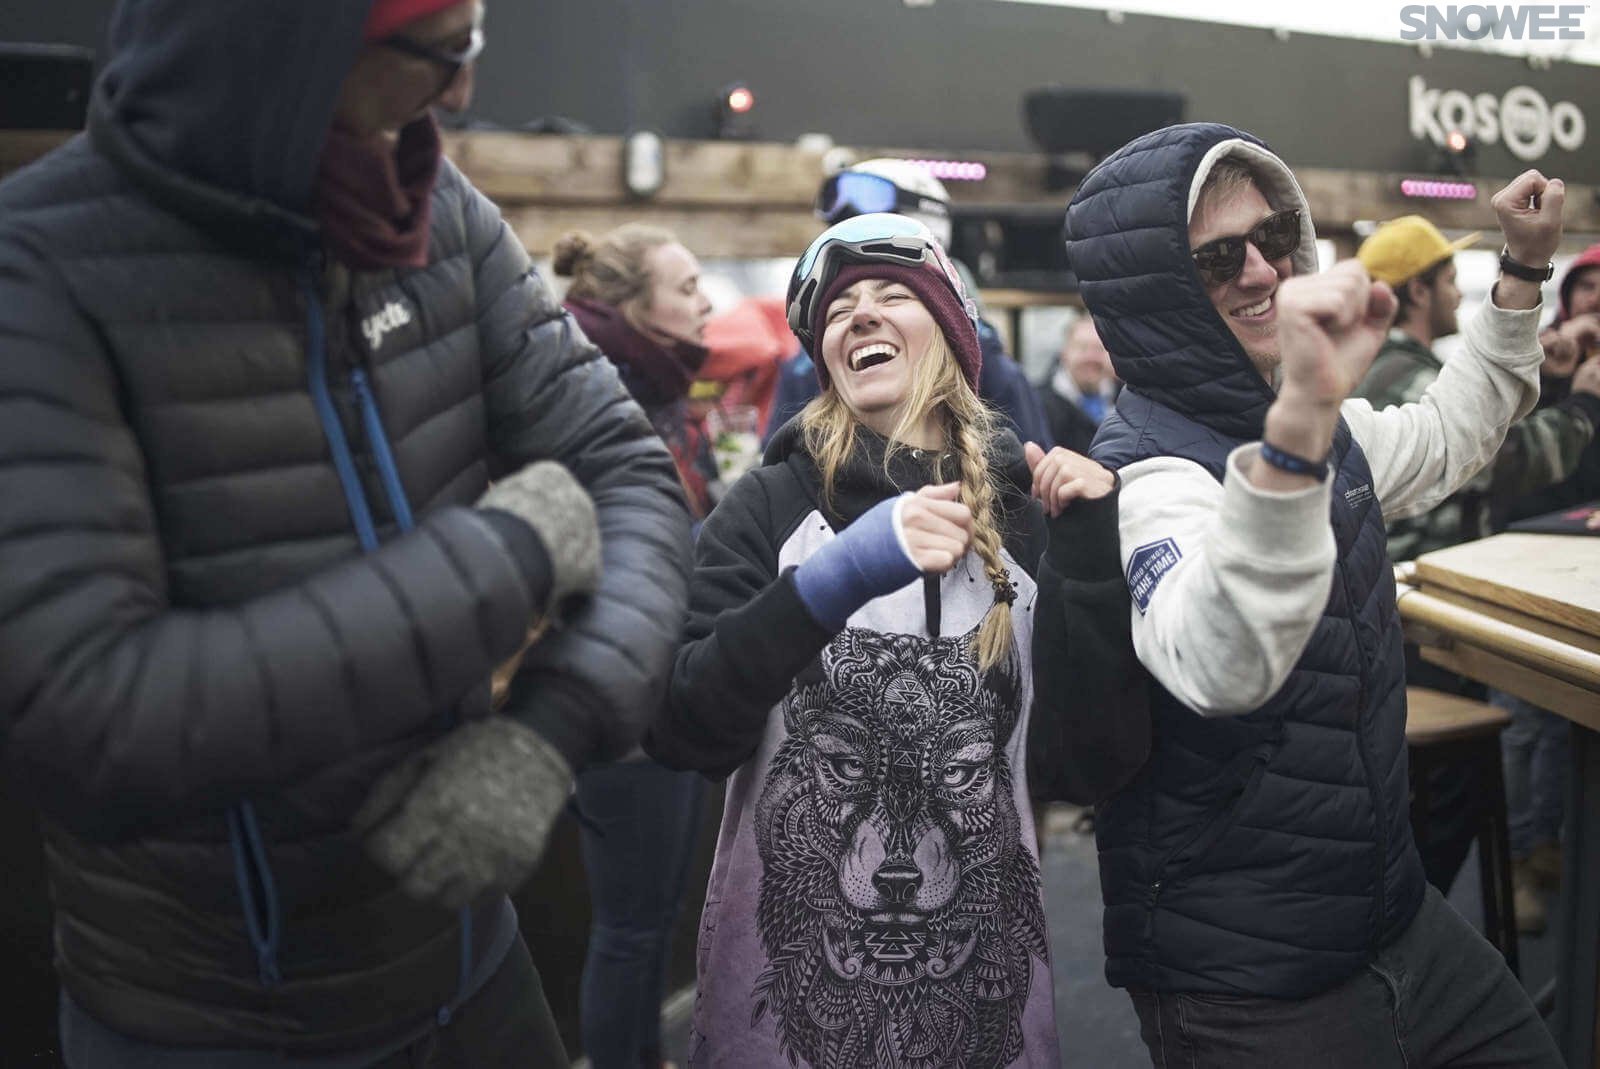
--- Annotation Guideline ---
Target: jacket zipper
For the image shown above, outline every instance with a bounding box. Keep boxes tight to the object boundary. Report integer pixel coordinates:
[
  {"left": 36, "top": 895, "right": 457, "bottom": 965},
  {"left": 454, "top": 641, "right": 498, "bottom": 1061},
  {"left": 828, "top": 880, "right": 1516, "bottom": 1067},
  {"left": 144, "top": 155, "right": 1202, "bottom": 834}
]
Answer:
[
  {"left": 311, "top": 272, "right": 479, "bottom": 1012},
  {"left": 1336, "top": 537, "right": 1387, "bottom": 950}
]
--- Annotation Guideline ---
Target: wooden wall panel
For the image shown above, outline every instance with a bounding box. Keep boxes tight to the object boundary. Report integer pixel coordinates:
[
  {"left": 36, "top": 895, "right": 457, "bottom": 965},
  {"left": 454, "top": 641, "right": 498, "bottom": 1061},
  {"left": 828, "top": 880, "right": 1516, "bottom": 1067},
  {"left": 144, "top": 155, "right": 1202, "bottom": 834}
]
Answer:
[{"left": 6, "top": 129, "right": 1598, "bottom": 260}]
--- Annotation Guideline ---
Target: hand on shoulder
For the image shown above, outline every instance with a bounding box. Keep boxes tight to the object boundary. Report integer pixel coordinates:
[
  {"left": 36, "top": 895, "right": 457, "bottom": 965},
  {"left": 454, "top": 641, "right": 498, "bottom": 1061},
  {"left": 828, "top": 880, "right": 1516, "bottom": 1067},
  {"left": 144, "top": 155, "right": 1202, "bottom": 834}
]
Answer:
[{"left": 1023, "top": 442, "right": 1115, "bottom": 516}]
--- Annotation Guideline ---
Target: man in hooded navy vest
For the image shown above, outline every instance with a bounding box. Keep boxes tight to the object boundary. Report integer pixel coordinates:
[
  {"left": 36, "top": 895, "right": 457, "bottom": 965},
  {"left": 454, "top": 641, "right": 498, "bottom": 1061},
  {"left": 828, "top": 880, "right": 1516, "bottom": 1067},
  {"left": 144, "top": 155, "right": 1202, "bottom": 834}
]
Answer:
[{"left": 1066, "top": 123, "right": 1564, "bottom": 1066}]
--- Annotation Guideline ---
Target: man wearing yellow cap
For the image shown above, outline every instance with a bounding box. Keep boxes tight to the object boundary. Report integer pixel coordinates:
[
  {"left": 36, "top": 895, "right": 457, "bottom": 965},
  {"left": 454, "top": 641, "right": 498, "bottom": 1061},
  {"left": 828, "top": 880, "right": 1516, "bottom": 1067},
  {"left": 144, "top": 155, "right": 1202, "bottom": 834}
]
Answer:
[
  {"left": 1357, "top": 216, "right": 1600, "bottom": 566},
  {"left": 1354, "top": 215, "right": 1600, "bottom": 929}
]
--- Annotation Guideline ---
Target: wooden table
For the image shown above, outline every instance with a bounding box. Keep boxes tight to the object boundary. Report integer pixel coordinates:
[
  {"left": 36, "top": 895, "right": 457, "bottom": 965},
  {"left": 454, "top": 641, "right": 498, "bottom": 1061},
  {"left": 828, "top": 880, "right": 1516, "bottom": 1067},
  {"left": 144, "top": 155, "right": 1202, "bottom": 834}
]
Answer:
[{"left": 1398, "top": 533, "right": 1600, "bottom": 1068}]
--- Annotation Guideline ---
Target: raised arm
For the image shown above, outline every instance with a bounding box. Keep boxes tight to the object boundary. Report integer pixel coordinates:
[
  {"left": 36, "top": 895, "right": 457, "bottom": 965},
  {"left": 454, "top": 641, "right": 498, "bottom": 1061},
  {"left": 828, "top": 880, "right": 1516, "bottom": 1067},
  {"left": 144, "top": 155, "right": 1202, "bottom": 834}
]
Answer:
[
  {"left": 651, "top": 472, "right": 975, "bottom": 776},
  {"left": 648, "top": 475, "right": 834, "bottom": 777},
  {"left": 1024, "top": 445, "right": 1148, "bottom": 802},
  {"left": 1266, "top": 171, "right": 1563, "bottom": 517}
]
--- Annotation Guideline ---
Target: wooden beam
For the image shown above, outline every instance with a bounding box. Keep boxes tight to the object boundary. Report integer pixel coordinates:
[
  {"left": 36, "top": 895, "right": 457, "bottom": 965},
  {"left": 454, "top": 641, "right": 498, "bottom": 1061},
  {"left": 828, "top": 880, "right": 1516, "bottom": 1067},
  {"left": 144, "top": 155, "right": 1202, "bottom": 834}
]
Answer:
[
  {"left": 441, "top": 132, "right": 827, "bottom": 208},
  {"left": 6, "top": 128, "right": 1598, "bottom": 249},
  {"left": 504, "top": 204, "right": 822, "bottom": 259}
]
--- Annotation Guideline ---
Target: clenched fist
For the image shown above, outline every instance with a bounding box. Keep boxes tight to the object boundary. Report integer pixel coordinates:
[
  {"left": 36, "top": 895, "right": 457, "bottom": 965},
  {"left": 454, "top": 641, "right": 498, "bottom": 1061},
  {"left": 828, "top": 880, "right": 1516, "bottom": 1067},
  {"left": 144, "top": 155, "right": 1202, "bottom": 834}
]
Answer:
[
  {"left": 899, "top": 482, "right": 975, "bottom": 573},
  {"left": 1275, "top": 260, "right": 1398, "bottom": 411}
]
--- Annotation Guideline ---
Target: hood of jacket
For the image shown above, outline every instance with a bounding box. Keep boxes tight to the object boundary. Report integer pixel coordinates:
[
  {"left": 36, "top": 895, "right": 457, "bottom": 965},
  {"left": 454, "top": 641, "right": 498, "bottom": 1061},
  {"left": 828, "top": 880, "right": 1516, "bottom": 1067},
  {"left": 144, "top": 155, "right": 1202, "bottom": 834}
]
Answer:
[
  {"left": 88, "top": 0, "right": 372, "bottom": 254},
  {"left": 1064, "top": 122, "right": 1318, "bottom": 441}
]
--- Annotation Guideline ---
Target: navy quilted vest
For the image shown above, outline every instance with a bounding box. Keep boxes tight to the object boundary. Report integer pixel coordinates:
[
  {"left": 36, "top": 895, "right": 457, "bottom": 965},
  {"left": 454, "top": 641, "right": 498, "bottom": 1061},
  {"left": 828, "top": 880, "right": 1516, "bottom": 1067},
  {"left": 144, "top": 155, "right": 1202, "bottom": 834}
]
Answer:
[{"left": 1067, "top": 123, "right": 1425, "bottom": 998}]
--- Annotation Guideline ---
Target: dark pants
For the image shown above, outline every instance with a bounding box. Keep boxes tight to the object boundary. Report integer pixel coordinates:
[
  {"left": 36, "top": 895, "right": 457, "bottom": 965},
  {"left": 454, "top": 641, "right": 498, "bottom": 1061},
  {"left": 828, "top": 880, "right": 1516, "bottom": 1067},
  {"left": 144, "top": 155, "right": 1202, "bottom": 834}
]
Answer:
[
  {"left": 576, "top": 760, "right": 705, "bottom": 1069},
  {"left": 64, "top": 936, "right": 565, "bottom": 1068},
  {"left": 1128, "top": 884, "right": 1560, "bottom": 1068},
  {"left": 1494, "top": 690, "right": 1569, "bottom": 858},
  {"left": 371, "top": 938, "right": 565, "bottom": 1069}
]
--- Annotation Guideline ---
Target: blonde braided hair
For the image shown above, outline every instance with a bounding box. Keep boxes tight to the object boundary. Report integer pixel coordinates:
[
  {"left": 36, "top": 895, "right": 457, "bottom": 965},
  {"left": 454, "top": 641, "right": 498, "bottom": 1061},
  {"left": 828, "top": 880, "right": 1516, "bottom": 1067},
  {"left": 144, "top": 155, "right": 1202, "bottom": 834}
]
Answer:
[{"left": 799, "top": 329, "right": 1014, "bottom": 670}]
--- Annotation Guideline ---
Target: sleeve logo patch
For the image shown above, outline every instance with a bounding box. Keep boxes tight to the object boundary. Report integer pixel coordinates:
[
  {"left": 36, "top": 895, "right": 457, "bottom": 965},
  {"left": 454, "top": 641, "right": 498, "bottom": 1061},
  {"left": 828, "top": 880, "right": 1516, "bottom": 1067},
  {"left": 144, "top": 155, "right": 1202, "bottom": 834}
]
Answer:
[{"left": 1127, "top": 538, "right": 1182, "bottom": 615}]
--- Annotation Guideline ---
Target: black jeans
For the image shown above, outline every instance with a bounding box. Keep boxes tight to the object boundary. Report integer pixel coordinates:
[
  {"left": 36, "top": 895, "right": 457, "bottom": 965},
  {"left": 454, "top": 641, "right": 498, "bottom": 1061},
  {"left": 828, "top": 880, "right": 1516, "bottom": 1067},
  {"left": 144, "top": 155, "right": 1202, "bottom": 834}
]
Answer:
[
  {"left": 575, "top": 759, "right": 705, "bottom": 1069},
  {"left": 1129, "top": 885, "right": 1560, "bottom": 1068}
]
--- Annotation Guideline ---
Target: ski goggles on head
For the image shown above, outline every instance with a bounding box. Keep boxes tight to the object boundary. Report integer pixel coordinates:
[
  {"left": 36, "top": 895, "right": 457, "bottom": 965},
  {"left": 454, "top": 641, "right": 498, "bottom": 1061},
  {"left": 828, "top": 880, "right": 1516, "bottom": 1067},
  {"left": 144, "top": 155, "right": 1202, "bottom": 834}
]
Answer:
[
  {"left": 786, "top": 213, "right": 973, "bottom": 348},
  {"left": 814, "top": 171, "right": 951, "bottom": 225},
  {"left": 1190, "top": 208, "right": 1302, "bottom": 287}
]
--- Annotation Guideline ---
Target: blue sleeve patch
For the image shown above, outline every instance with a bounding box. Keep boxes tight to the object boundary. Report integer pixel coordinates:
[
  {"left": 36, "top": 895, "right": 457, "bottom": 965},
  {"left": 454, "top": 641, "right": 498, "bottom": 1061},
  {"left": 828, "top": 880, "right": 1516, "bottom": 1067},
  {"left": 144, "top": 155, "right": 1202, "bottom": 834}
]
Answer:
[{"left": 1127, "top": 538, "right": 1182, "bottom": 615}]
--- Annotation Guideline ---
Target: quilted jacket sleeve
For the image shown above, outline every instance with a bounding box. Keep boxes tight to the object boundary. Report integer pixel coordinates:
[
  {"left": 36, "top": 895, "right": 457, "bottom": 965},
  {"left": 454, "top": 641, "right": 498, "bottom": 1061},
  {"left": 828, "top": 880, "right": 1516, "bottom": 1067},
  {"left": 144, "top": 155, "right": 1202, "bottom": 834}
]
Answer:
[
  {"left": 0, "top": 221, "right": 542, "bottom": 834},
  {"left": 1027, "top": 483, "right": 1150, "bottom": 804},
  {"left": 460, "top": 167, "right": 693, "bottom": 769},
  {"left": 646, "top": 469, "right": 834, "bottom": 778}
]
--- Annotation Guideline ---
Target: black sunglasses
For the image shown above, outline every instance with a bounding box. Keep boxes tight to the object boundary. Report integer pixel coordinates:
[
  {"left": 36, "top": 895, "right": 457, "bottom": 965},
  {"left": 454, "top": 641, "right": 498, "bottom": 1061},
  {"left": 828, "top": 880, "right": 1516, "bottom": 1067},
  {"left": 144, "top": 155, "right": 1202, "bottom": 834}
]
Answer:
[
  {"left": 379, "top": 12, "right": 485, "bottom": 92},
  {"left": 1190, "top": 209, "right": 1301, "bottom": 287}
]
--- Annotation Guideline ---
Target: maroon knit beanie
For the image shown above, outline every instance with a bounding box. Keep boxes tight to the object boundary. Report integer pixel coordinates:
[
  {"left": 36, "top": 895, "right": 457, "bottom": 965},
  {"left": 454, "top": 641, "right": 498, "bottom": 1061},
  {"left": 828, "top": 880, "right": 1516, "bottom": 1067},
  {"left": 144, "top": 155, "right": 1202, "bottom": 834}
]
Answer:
[
  {"left": 812, "top": 261, "right": 982, "bottom": 392},
  {"left": 364, "top": 0, "right": 468, "bottom": 41}
]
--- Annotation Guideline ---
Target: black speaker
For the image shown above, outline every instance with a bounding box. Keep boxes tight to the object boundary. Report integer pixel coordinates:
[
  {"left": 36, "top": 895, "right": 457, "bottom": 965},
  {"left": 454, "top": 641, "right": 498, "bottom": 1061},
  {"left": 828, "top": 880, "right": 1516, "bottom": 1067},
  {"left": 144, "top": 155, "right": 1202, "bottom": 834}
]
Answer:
[
  {"left": 0, "top": 43, "right": 94, "bottom": 130},
  {"left": 950, "top": 205, "right": 1077, "bottom": 294},
  {"left": 1022, "top": 87, "right": 1186, "bottom": 156}
]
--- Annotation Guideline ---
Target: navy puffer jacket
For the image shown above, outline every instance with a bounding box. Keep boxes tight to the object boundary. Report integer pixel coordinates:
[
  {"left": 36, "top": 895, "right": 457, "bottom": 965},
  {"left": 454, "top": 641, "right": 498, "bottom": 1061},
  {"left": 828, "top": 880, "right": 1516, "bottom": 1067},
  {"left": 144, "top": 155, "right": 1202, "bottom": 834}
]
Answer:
[
  {"left": 0, "top": 0, "right": 690, "bottom": 1050},
  {"left": 1067, "top": 123, "right": 1424, "bottom": 998}
]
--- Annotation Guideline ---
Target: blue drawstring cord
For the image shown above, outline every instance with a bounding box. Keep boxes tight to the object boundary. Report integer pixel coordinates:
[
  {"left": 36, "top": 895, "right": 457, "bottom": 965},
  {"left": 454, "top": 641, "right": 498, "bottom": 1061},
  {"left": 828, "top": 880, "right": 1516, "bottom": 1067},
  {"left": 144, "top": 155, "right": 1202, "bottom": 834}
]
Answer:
[
  {"left": 304, "top": 275, "right": 381, "bottom": 552},
  {"left": 226, "top": 267, "right": 476, "bottom": 1007},
  {"left": 349, "top": 353, "right": 477, "bottom": 1010},
  {"left": 227, "top": 803, "right": 282, "bottom": 987},
  {"left": 350, "top": 313, "right": 473, "bottom": 1017},
  {"left": 351, "top": 367, "right": 415, "bottom": 531}
]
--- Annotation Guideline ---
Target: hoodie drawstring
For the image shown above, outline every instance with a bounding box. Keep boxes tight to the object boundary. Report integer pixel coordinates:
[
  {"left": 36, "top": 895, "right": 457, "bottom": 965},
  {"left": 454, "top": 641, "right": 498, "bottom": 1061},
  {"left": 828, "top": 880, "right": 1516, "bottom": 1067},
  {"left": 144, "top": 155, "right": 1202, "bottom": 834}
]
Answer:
[
  {"left": 226, "top": 268, "right": 474, "bottom": 999},
  {"left": 227, "top": 802, "right": 282, "bottom": 987}
]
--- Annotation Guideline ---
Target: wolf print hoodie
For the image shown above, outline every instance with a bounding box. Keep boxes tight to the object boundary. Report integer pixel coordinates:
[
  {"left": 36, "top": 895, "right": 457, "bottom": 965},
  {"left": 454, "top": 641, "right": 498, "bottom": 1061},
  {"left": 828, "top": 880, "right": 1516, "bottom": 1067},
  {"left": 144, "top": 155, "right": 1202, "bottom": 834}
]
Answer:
[{"left": 649, "top": 421, "right": 1136, "bottom": 1068}]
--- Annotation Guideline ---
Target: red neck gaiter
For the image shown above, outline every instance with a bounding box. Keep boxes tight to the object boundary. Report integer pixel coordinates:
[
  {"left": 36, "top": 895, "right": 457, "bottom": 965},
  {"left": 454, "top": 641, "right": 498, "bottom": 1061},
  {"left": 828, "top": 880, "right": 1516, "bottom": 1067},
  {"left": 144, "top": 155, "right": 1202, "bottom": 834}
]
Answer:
[{"left": 313, "top": 115, "right": 442, "bottom": 270}]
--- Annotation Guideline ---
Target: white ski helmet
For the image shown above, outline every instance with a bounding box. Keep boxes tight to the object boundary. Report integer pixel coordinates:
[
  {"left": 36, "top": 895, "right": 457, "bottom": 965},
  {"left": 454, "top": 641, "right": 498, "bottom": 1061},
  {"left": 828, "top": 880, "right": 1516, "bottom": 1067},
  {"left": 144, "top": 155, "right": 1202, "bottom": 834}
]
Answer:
[{"left": 816, "top": 157, "right": 953, "bottom": 248}]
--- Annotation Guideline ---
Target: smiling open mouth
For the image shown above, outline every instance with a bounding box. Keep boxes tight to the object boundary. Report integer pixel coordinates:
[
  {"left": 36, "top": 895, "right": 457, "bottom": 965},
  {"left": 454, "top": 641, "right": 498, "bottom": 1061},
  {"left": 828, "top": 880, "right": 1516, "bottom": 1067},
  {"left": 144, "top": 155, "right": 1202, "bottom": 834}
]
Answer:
[
  {"left": 1231, "top": 296, "right": 1273, "bottom": 318},
  {"left": 850, "top": 342, "right": 898, "bottom": 371}
]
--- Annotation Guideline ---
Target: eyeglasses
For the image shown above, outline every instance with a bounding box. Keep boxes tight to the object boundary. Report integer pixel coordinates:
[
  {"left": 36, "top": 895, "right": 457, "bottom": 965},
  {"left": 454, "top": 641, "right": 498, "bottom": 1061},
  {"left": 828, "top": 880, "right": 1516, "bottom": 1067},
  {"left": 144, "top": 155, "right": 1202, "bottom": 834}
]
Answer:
[
  {"left": 1190, "top": 209, "right": 1302, "bottom": 287},
  {"left": 814, "top": 171, "right": 950, "bottom": 225},
  {"left": 786, "top": 212, "right": 974, "bottom": 348},
  {"left": 379, "top": 11, "right": 486, "bottom": 93}
]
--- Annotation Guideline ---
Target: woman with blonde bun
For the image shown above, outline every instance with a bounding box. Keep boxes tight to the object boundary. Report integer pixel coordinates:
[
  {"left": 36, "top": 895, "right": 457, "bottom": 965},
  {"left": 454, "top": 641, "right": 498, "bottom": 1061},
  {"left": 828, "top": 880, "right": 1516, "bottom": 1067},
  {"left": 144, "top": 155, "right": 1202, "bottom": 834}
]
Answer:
[{"left": 555, "top": 224, "right": 715, "bottom": 1069}]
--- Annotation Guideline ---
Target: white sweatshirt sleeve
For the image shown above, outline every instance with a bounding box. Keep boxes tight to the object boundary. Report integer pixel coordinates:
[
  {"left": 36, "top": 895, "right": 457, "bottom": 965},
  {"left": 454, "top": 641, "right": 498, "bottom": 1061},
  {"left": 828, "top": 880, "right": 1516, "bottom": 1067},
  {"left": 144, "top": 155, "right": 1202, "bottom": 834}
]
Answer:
[
  {"left": 1119, "top": 448, "right": 1336, "bottom": 717},
  {"left": 1341, "top": 291, "right": 1544, "bottom": 522}
]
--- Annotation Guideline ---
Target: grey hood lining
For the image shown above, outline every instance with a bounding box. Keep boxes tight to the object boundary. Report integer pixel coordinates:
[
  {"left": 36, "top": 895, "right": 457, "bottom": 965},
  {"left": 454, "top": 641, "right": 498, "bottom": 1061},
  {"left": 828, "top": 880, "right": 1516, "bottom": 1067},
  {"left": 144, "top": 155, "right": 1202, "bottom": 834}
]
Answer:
[{"left": 1186, "top": 139, "right": 1320, "bottom": 279}]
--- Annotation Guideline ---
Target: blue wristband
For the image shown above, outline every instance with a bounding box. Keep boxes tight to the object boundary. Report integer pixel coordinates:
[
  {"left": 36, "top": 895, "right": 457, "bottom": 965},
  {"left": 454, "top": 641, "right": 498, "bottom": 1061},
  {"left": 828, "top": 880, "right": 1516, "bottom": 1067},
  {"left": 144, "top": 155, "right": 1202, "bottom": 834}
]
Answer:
[
  {"left": 791, "top": 495, "right": 921, "bottom": 630},
  {"left": 1259, "top": 440, "right": 1329, "bottom": 481}
]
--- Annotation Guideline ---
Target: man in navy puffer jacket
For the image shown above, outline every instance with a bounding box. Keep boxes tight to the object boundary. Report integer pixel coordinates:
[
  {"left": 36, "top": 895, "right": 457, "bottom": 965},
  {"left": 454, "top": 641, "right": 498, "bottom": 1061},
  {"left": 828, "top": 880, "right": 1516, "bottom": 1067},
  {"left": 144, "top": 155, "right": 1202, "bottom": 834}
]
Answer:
[
  {"left": 0, "top": 1, "right": 691, "bottom": 1065},
  {"left": 1066, "top": 123, "right": 1562, "bottom": 1066}
]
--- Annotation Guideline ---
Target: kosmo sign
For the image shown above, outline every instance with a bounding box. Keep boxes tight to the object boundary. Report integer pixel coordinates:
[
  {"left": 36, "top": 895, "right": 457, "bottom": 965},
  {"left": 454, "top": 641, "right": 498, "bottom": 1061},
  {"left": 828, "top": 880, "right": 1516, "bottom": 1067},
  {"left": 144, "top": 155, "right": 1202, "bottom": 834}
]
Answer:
[{"left": 1409, "top": 76, "right": 1586, "bottom": 161}]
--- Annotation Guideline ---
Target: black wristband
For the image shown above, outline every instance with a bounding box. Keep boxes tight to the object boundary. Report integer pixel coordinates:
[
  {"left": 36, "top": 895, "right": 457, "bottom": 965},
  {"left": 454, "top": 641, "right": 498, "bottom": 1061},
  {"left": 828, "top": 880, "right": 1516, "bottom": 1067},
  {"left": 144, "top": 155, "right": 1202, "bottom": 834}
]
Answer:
[
  {"left": 1499, "top": 245, "right": 1554, "bottom": 283},
  {"left": 1259, "top": 440, "right": 1330, "bottom": 481}
]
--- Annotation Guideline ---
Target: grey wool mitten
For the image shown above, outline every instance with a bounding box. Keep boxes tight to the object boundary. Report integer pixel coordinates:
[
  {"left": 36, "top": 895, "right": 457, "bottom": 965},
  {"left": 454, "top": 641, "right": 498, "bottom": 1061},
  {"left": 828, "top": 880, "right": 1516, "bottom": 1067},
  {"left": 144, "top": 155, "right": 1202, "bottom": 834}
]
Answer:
[
  {"left": 355, "top": 718, "right": 574, "bottom": 909},
  {"left": 476, "top": 460, "right": 601, "bottom": 620}
]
